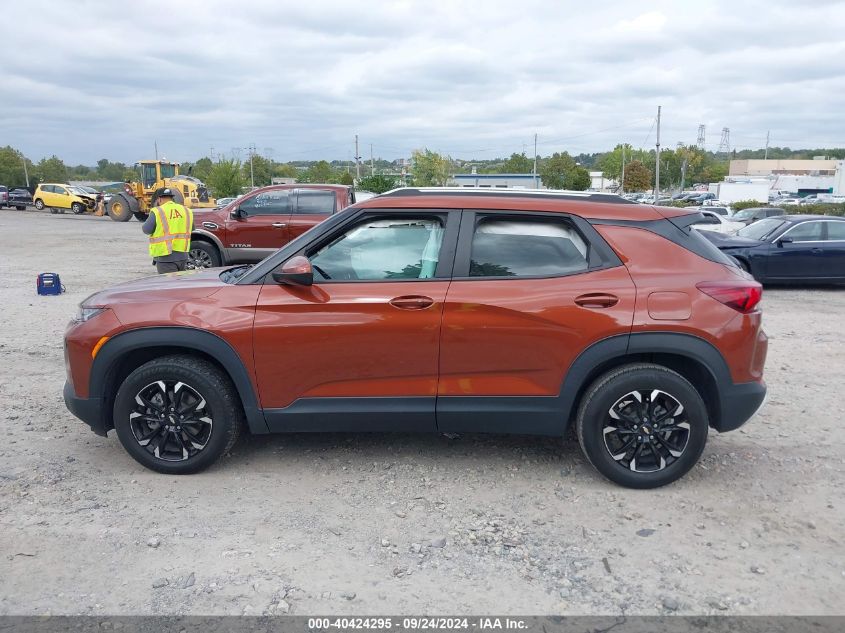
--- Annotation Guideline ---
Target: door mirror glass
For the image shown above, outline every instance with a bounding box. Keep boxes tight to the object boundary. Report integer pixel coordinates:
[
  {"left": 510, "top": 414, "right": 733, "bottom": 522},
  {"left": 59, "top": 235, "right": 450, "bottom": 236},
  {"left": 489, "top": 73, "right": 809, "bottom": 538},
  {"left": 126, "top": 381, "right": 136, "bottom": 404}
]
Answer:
[{"left": 272, "top": 255, "right": 313, "bottom": 286}]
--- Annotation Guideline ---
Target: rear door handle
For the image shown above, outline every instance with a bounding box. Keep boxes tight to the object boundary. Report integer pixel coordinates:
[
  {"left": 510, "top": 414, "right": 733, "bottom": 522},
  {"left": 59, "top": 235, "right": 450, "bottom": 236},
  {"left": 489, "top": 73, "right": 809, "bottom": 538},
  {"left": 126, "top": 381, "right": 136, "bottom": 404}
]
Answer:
[
  {"left": 574, "top": 293, "right": 619, "bottom": 308},
  {"left": 812, "top": 248, "right": 823, "bottom": 254},
  {"left": 389, "top": 295, "right": 434, "bottom": 310},
  {"left": 272, "top": 222, "right": 287, "bottom": 228}
]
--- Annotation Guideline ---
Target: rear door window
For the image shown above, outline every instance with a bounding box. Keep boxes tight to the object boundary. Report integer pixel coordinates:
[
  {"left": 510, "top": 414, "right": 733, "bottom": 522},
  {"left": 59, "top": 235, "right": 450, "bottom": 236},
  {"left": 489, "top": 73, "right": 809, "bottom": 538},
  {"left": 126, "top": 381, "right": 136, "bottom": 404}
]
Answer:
[
  {"left": 825, "top": 222, "right": 845, "bottom": 241},
  {"left": 469, "top": 217, "right": 589, "bottom": 278},
  {"left": 295, "top": 190, "right": 336, "bottom": 215}
]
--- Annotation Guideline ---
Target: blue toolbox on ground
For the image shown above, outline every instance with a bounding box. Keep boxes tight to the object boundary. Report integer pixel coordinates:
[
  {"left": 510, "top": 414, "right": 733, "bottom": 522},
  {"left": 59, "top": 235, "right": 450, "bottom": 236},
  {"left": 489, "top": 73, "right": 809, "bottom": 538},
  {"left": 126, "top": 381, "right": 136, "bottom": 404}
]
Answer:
[{"left": 37, "top": 273, "right": 65, "bottom": 295}]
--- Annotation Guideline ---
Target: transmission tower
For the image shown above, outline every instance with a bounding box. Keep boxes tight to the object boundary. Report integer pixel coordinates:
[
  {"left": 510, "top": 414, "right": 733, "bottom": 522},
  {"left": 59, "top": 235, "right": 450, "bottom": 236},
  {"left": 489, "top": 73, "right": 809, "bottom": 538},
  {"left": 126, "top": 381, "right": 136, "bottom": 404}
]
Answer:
[
  {"left": 717, "top": 127, "right": 731, "bottom": 154},
  {"left": 696, "top": 124, "right": 706, "bottom": 148}
]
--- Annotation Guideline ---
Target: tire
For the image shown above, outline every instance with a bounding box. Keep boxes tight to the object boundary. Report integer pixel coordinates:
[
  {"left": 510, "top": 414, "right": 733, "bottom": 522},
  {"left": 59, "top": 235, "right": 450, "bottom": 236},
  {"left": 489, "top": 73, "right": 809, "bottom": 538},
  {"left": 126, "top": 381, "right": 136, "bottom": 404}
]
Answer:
[
  {"left": 34, "top": 199, "right": 45, "bottom": 210},
  {"left": 188, "top": 240, "right": 222, "bottom": 268},
  {"left": 113, "top": 355, "right": 244, "bottom": 474},
  {"left": 107, "top": 194, "right": 133, "bottom": 222},
  {"left": 16, "top": 206, "right": 25, "bottom": 211},
  {"left": 576, "top": 363, "right": 709, "bottom": 489},
  {"left": 71, "top": 202, "right": 85, "bottom": 215}
]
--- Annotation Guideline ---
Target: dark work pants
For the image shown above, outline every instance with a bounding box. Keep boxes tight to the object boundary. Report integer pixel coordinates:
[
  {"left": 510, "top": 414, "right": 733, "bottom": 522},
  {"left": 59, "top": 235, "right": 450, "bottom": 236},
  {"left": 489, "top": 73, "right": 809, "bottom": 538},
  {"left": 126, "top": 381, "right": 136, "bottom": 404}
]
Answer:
[{"left": 155, "top": 260, "right": 188, "bottom": 274}]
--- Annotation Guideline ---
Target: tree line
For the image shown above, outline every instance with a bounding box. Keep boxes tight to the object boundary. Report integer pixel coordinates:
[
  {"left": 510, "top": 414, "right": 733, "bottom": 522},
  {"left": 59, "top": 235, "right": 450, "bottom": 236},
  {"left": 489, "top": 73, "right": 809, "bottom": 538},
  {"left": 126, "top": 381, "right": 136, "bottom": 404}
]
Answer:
[{"left": 2, "top": 144, "right": 841, "bottom": 197}]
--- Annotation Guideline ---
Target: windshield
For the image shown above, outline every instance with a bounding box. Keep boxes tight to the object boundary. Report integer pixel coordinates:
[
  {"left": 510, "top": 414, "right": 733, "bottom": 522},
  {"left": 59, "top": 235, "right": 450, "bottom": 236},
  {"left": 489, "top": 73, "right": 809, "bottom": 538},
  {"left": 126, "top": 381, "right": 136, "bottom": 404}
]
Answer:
[
  {"left": 732, "top": 208, "right": 758, "bottom": 220},
  {"left": 737, "top": 218, "right": 786, "bottom": 240}
]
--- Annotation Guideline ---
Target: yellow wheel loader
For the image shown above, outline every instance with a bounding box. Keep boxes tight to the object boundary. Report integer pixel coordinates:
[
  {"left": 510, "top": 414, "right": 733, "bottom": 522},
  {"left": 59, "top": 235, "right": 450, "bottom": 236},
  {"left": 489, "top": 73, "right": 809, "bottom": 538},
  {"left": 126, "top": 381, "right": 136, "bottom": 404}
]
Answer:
[{"left": 106, "top": 160, "right": 216, "bottom": 222}]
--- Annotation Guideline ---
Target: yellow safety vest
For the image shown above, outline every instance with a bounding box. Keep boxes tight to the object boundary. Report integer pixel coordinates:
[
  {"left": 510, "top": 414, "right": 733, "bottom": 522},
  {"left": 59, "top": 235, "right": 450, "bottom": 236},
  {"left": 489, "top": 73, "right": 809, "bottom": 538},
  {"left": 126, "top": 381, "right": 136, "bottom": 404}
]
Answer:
[{"left": 148, "top": 202, "right": 193, "bottom": 258}]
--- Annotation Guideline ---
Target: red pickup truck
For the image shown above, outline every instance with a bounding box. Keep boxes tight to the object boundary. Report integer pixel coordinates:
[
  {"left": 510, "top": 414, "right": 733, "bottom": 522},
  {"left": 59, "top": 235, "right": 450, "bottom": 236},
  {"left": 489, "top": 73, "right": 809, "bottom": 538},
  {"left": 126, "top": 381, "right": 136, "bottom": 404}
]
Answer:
[{"left": 188, "top": 184, "right": 355, "bottom": 267}]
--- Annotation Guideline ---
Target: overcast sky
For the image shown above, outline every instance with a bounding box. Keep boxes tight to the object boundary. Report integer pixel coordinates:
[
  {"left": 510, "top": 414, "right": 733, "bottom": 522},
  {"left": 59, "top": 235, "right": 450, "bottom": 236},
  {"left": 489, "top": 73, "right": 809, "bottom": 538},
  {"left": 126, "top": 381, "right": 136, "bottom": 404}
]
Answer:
[{"left": 3, "top": 0, "right": 845, "bottom": 165}]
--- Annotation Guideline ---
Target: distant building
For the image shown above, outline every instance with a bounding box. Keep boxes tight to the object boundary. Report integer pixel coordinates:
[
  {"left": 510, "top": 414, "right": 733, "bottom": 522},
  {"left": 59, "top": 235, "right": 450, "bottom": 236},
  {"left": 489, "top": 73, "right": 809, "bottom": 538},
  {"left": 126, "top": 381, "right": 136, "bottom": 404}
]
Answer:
[
  {"left": 448, "top": 173, "right": 542, "bottom": 189},
  {"left": 729, "top": 158, "right": 838, "bottom": 177},
  {"left": 589, "top": 171, "right": 618, "bottom": 192},
  {"left": 270, "top": 177, "right": 296, "bottom": 185}
]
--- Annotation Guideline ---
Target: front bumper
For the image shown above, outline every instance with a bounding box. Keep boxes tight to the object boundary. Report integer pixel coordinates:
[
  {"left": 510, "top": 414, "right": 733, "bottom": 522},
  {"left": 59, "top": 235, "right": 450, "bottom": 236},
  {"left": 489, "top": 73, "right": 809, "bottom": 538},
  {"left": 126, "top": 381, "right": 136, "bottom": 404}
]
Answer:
[
  {"left": 714, "top": 379, "right": 767, "bottom": 432},
  {"left": 64, "top": 381, "right": 109, "bottom": 437}
]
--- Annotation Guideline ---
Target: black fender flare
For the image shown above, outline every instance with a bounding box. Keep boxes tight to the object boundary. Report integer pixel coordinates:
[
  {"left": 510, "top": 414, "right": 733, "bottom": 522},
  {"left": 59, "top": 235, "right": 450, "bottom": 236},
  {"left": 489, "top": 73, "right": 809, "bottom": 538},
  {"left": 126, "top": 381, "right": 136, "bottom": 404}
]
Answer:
[
  {"left": 558, "top": 331, "right": 732, "bottom": 426},
  {"left": 191, "top": 228, "right": 226, "bottom": 254},
  {"left": 91, "top": 327, "right": 268, "bottom": 434}
]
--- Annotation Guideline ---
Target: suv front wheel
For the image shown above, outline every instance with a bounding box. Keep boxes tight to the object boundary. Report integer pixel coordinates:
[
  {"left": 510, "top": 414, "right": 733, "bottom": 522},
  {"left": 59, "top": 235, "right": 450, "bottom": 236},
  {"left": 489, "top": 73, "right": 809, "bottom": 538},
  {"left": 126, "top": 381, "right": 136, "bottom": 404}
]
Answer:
[
  {"left": 188, "top": 241, "right": 222, "bottom": 268},
  {"left": 113, "top": 355, "right": 243, "bottom": 474},
  {"left": 576, "top": 363, "right": 709, "bottom": 489}
]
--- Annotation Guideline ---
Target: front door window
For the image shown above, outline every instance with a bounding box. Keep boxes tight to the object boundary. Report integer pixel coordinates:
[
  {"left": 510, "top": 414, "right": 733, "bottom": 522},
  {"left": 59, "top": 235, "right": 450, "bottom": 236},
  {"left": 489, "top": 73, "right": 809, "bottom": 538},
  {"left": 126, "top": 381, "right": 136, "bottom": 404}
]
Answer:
[{"left": 310, "top": 217, "right": 444, "bottom": 281}]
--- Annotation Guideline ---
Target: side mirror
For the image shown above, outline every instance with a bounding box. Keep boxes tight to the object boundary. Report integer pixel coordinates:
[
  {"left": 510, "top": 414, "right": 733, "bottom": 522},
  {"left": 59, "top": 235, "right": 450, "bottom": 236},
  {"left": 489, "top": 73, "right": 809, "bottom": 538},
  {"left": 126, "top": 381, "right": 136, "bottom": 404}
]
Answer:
[
  {"left": 230, "top": 207, "right": 247, "bottom": 219},
  {"left": 699, "top": 215, "right": 721, "bottom": 225},
  {"left": 777, "top": 236, "right": 793, "bottom": 247},
  {"left": 272, "top": 255, "right": 313, "bottom": 286}
]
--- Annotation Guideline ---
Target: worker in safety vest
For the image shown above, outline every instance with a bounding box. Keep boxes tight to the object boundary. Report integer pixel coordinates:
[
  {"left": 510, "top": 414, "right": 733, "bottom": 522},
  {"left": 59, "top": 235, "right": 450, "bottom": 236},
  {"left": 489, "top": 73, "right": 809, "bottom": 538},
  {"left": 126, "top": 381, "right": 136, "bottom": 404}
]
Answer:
[{"left": 141, "top": 189, "right": 194, "bottom": 274}]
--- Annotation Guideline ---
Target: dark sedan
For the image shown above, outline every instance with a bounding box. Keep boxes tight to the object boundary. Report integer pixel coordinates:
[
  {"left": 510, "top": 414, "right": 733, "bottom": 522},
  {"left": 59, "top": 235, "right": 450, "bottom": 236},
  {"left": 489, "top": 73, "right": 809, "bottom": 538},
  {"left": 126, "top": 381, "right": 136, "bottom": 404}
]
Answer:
[
  {"left": 702, "top": 215, "right": 845, "bottom": 284},
  {"left": 7, "top": 188, "right": 33, "bottom": 210}
]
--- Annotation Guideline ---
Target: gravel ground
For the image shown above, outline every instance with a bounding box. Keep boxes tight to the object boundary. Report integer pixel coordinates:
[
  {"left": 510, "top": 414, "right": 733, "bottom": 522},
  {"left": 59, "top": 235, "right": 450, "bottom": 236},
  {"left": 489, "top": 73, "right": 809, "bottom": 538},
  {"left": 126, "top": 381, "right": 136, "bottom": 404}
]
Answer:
[{"left": 1, "top": 209, "right": 843, "bottom": 616}]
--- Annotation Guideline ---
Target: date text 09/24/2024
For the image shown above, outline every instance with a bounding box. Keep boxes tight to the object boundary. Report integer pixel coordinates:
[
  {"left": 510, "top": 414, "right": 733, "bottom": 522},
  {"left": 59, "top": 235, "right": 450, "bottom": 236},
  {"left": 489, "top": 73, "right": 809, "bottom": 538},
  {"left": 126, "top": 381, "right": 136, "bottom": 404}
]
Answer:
[{"left": 307, "top": 618, "right": 528, "bottom": 630}]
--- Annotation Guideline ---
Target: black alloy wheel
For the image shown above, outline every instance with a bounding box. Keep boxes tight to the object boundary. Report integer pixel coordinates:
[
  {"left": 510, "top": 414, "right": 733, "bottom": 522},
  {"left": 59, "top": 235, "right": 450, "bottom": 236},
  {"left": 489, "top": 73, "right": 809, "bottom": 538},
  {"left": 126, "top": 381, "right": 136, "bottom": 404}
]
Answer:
[
  {"left": 129, "top": 380, "right": 213, "bottom": 462},
  {"left": 576, "top": 363, "right": 709, "bottom": 489},
  {"left": 602, "top": 389, "right": 690, "bottom": 473},
  {"left": 113, "top": 355, "right": 243, "bottom": 474}
]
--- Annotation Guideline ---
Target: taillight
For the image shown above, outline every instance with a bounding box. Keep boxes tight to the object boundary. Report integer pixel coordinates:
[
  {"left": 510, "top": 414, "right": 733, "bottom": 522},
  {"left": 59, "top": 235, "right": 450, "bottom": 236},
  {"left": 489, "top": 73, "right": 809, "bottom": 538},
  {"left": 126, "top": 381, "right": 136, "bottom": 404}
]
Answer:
[{"left": 696, "top": 281, "right": 762, "bottom": 313}]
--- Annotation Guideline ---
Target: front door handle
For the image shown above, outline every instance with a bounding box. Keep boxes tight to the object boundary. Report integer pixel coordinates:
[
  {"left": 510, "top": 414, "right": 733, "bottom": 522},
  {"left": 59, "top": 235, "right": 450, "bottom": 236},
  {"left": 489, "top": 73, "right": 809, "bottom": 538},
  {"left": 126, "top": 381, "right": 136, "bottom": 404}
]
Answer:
[
  {"left": 272, "top": 222, "right": 287, "bottom": 228},
  {"left": 811, "top": 248, "right": 823, "bottom": 254},
  {"left": 574, "top": 293, "right": 619, "bottom": 308},
  {"left": 389, "top": 295, "right": 434, "bottom": 310}
]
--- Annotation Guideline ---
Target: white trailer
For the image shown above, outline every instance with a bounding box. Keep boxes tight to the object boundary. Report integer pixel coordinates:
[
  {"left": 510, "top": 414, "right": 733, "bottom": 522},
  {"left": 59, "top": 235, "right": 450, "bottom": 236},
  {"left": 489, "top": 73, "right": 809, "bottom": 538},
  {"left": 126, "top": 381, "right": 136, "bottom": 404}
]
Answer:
[{"left": 715, "top": 182, "right": 770, "bottom": 204}]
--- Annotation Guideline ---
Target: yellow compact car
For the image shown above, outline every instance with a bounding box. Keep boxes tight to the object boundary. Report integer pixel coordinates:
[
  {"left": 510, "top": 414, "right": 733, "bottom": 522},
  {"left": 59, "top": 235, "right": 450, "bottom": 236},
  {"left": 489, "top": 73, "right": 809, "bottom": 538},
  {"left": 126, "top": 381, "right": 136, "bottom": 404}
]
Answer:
[{"left": 34, "top": 183, "right": 97, "bottom": 214}]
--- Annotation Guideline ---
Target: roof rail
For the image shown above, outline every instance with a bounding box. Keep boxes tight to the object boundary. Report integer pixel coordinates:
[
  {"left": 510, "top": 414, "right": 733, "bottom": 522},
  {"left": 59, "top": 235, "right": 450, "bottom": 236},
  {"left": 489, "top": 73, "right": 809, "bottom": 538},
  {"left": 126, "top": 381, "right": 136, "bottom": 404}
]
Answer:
[{"left": 378, "top": 187, "right": 635, "bottom": 204}]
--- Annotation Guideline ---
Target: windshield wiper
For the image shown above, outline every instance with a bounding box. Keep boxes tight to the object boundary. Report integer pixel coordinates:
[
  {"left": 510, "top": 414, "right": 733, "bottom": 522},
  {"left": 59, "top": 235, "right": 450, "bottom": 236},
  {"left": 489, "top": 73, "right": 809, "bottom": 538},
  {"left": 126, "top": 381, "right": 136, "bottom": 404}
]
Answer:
[{"left": 220, "top": 264, "right": 254, "bottom": 283}]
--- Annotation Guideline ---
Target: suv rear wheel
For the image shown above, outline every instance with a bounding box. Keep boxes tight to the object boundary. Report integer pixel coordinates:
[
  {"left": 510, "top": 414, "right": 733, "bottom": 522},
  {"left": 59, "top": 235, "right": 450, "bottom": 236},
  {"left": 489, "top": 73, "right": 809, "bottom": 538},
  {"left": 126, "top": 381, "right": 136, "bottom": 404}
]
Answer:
[
  {"left": 576, "top": 363, "right": 708, "bottom": 489},
  {"left": 113, "top": 355, "right": 243, "bottom": 474}
]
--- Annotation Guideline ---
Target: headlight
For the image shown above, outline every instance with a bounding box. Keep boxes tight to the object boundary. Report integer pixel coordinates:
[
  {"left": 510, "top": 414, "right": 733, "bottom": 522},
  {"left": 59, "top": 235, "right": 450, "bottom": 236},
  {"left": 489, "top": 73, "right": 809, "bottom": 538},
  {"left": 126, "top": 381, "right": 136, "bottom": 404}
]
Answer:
[{"left": 75, "top": 306, "right": 107, "bottom": 322}]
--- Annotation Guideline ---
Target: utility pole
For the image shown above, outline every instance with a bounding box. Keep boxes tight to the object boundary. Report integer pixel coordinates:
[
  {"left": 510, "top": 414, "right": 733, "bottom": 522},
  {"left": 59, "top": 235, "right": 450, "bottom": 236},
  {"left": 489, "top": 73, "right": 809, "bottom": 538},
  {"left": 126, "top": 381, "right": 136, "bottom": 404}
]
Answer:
[
  {"left": 354, "top": 135, "right": 361, "bottom": 181},
  {"left": 678, "top": 142, "right": 688, "bottom": 193},
  {"left": 532, "top": 133, "right": 538, "bottom": 188},
  {"left": 654, "top": 106, "right": 661, "bottom": 204},
  {"left": 370, "top": 143, "right": 374, "bottom": 176},
  {"left": 248, "top": 144, "right": 256, "bottom": 188},
  {"left": 210, "top": 147, "right": 215, "bottom": 161},
  {"left": 764, "top": 131, "right": 770, "bottom": 160},
  {"left": 620, "top": 144, "right": 626, "bottom": 194},
  {"left": 154, "top": 140, "right": 159, "bottom": 160},
  {"left": 22, "top": 154, "right": 29, "bottom": 188}
]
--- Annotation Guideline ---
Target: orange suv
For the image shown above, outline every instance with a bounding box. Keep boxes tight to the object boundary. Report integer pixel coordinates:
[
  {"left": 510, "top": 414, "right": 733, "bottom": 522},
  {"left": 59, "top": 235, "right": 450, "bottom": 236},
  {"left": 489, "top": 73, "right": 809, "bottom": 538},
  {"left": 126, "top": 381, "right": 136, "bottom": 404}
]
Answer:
[{"left": 64, "top": 188, "right": 767, "bottom": 488}]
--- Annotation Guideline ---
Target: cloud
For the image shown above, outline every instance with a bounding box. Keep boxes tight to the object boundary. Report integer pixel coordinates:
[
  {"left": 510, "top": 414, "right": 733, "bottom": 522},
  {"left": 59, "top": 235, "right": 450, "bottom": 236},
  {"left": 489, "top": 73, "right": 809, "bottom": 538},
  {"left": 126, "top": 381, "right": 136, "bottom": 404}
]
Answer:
[{"left": 2, "top": 0, "right": 844, "bottom": 165}]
